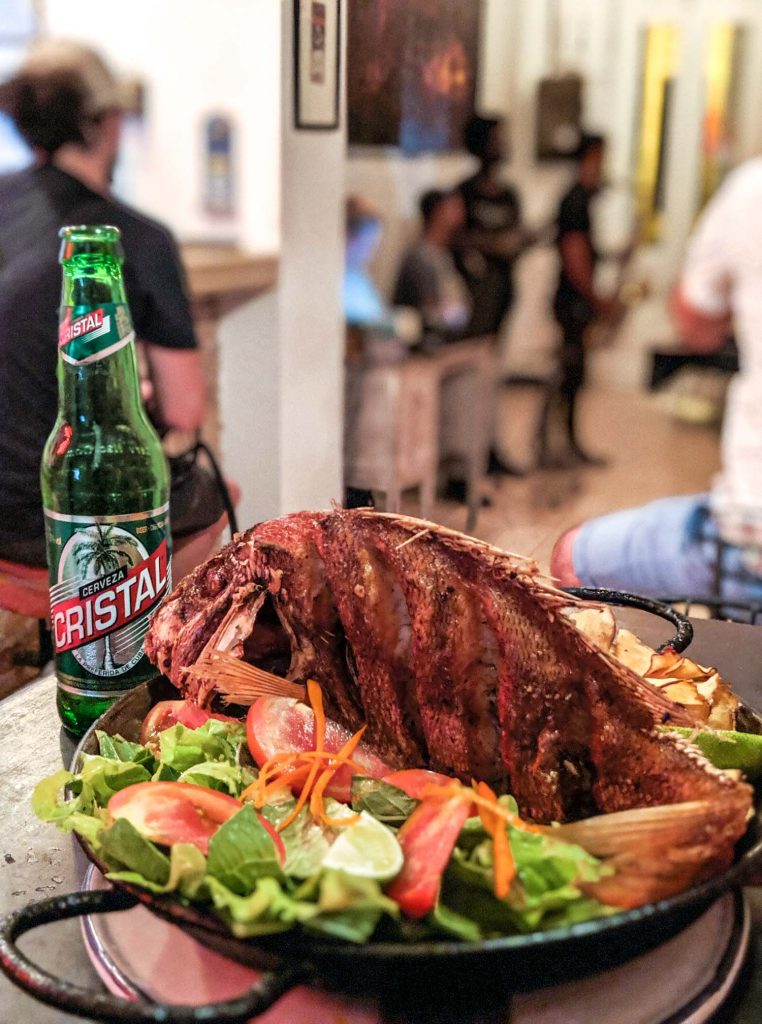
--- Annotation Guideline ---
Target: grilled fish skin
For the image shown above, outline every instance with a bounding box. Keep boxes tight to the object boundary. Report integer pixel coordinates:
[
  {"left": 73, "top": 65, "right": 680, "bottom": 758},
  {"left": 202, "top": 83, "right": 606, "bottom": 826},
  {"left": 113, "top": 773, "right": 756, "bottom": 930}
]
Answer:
[
  {"left": 252, "top": 512, "right": 364, "bottom": 730},
  {"left": 145, "top": 509, "right": 752, "bottom": 851},
  {"left": 146, "top": 511, "right": 364, "bottom": 725},
  {"left": 316, "top": 512, "right": 426, "bottom": 764}
]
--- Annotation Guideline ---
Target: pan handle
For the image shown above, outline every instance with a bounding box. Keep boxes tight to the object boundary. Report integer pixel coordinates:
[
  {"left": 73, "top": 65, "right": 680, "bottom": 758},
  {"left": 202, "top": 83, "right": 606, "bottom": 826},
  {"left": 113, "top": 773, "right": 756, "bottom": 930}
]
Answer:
[
  {"left": 736, "top": 846, "right": 762, "bottom": 888},
  {"left": 0, "top": 889, "right": 309, "bottom": 1024},
  {"left": 563, "top": 587, "right": 693, "bottom": 654}
]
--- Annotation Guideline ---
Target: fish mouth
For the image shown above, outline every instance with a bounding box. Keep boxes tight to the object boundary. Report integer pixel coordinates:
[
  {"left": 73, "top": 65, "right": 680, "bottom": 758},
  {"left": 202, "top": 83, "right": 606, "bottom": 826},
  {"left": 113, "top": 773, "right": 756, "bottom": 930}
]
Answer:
[{"left": 241, "top": 593, "right": 292, "bottom": 678}]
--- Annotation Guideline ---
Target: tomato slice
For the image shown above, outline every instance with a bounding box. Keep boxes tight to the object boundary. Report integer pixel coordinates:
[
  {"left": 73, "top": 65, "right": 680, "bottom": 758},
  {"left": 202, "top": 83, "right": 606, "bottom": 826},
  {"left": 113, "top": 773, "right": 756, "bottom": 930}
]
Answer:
[
  {"left": 386, "top": 794, "right": 472, "bottom": 919},
  {"left": 382, "top": 769, "right": 454, "bottom": 800},
  {"left": 139, "top": 700, "right": 239, "bottom": 745},
  {"left": 246, "top": 696, "right": 391, "bottom": 802},
  {"left": 108, "top": 781, "right": 284, "bottom": 862}
]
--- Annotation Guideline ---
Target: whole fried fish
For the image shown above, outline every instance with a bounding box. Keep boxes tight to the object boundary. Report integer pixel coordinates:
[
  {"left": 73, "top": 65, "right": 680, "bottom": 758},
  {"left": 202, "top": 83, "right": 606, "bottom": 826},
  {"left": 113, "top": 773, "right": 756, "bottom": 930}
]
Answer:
[{"left": 146, "top": 509, "right": 752, "bottom": 864}]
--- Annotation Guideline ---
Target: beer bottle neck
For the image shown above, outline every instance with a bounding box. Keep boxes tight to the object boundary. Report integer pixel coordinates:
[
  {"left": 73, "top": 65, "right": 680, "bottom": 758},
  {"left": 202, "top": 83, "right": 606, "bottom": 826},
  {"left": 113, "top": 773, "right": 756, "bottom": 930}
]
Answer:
[
  {"left": 59, "top": 339, "right": 145, "bottom": 426},
  {"left": 61, "top": 248, "right": 128, "bottom": 308},
  {"left": 58, "top": 247, "right": 146, "bottom": 427}
]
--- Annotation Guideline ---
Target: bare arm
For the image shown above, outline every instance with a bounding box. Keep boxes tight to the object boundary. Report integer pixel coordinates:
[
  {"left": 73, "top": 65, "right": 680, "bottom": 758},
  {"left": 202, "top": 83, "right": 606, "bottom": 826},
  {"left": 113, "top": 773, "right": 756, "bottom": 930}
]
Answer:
[
  {"left": 142, "top": 343, "right": 206, "bottom": 433},
  {"left": 559, "top": 231, "right": 599, "bottom": 308},
  {"left": 669, "top": 286, "right": 731, "bottom": 353}
]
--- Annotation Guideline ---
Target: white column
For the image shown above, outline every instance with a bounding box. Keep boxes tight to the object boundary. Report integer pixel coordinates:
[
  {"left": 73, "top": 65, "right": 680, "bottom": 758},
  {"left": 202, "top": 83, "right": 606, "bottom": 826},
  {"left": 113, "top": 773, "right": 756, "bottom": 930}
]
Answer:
[{"left": 220, "top": 0, "right": 346, "bottom": 528}]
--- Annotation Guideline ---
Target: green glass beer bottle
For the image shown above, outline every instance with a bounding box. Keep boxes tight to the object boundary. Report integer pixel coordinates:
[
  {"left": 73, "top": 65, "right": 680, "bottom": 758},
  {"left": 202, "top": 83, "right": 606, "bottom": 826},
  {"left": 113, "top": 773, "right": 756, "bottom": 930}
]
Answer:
[{"left": 41, "top": 225, "right": 171, "bottom": 736}]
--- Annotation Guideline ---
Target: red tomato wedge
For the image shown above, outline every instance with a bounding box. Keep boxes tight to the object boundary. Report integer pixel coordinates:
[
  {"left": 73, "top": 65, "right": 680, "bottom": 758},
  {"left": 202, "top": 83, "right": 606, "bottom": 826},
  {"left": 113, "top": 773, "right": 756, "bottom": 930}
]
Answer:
[
  {"left": 246, "top": 696, "right": 391, "bottom": 802},
  {"left": 386, "top": 794, "right": 472, "bottom": 919},
  {"left": 139, "top": 700, "right": 239, "bottom": 745},
  {"left": 382, "top": 769, "right": 454, "bottom": 800},
  {"left": 108, "top": 781, "right": 285, "bottom": 862}
]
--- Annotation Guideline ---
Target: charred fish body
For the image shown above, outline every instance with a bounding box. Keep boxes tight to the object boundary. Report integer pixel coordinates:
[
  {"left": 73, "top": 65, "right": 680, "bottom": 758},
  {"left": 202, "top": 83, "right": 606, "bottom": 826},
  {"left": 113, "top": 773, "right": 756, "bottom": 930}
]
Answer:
[{"left": 146, "top": 509, "right": 752, "bottom": 843}]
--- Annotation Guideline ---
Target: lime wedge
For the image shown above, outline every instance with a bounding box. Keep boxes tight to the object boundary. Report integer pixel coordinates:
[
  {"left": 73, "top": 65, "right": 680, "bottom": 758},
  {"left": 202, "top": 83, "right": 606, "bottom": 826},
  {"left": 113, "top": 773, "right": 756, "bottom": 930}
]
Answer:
[
  {"left": 664, "top": 726, "right": 762, "bottom": 779},
  {"left": 322, "top": 810, "right": 403, "bottom": 881}
]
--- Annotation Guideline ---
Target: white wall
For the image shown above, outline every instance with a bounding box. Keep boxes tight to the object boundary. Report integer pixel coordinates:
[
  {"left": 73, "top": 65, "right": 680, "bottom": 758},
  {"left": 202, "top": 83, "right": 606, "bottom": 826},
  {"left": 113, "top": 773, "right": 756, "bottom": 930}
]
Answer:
[
  {"left": 220, "top": 0, "right": 345, "bottom": 526},
  {"left": 42, "top": 0, "right": 281, "bottom": 252}
]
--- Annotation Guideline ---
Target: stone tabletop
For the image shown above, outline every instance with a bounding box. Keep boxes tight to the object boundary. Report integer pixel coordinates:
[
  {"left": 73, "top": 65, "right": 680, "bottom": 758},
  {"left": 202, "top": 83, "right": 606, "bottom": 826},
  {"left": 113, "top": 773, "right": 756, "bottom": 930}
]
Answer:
[{"left": 2, "top": 614, "right": 762, "bottom": 1023}]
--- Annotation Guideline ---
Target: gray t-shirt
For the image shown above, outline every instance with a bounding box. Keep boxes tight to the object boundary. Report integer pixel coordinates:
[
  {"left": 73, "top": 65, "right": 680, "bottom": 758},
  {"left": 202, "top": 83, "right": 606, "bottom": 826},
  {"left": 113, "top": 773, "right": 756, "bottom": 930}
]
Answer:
[{"left": 393, "top": 240, "right": 471, "bottom": 333}]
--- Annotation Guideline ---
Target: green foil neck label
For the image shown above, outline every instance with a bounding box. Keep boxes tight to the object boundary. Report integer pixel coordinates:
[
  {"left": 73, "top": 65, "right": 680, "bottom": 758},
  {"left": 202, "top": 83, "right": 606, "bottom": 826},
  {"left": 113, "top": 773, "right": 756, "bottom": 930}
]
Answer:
[
  {"left": 44, "top": 504, "right": 170, "bottom": 695},
  {"left": 58, "top": 302, "right": 134, "bottom": 365}
]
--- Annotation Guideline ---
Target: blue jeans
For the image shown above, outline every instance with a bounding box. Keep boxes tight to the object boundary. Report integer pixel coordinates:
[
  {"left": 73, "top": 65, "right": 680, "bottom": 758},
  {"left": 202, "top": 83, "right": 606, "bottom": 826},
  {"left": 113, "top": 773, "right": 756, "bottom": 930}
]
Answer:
[{"left": 573, "top": 494, "right": 762, "bottom": 606}]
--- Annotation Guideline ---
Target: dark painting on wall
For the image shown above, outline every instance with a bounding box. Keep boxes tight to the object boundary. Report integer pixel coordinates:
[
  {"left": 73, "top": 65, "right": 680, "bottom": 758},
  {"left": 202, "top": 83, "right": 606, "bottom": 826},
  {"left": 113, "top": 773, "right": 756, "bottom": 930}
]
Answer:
[{"left": 348, "top": 0, "right": 481, "bottom": 154}]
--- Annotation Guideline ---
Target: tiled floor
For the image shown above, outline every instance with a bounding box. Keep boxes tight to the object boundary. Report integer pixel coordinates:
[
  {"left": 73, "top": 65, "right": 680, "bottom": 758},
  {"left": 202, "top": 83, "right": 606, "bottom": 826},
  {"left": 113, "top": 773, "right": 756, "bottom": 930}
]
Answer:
[{"left": 415, "top": 383, "right": 721, "bottom": 574}]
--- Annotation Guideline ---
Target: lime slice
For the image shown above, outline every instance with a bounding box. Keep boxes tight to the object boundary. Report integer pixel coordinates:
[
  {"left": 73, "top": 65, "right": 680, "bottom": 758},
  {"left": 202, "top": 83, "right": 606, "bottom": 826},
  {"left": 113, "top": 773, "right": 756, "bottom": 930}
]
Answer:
[
  {"left": 322, "top": 810, "right": 403, "bottom": 881},
  {"left": 664, "top": 726, "right": 762, "bottom": 779}
]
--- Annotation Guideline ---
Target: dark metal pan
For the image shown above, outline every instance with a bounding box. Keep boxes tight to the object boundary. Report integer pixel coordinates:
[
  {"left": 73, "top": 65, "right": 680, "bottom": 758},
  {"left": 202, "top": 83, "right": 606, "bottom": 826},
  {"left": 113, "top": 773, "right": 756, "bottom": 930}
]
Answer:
[
  {"left": 1, "top": 596, "right": 759, "bottom": 1024},
  {"left": 562, "top": 587, "right": 694, "bottom": 653}
]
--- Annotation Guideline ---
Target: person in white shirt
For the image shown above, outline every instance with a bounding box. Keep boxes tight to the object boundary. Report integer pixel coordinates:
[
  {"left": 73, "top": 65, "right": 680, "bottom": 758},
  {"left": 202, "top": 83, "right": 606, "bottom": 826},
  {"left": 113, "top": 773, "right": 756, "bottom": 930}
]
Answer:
[{"left": 550, "top": 158, "right": 762, "bottom": 605}]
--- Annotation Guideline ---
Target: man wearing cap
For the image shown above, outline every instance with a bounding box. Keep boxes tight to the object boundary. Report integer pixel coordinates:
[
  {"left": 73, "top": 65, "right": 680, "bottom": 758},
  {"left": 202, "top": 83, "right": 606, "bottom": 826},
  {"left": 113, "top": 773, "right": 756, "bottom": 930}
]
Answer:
[{"left": 0, "top": 40, "right": 225, "bottom": 582}]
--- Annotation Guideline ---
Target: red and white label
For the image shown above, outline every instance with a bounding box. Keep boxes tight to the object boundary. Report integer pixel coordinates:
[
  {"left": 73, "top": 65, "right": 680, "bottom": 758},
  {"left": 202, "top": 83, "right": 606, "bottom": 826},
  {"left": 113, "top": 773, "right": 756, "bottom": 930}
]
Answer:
[
  {"left": 59, "top": 308, "right": 108, "bottom": 349},
  {"left": 51, "top": 540, "right": 169, "bottom": 654}
]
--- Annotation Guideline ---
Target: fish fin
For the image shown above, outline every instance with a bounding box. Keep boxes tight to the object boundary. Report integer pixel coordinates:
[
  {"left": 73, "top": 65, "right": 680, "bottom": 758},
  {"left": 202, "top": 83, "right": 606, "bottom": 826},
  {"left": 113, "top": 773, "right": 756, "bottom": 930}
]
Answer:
[
  {"left": 545, "top": 794, "right": 752, "bottom": 907},
  {"left": 185, "top": 650, "right": 306, "bottom": 705}
]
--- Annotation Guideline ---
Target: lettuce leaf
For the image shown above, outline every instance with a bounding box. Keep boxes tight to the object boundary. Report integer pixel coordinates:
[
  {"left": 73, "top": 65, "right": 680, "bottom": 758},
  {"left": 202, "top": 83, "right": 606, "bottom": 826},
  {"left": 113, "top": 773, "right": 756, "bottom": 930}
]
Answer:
[
  {"left": 263, "top": 796, "right": 355, "bottom": 879},
  {"left": 158, "top": 719, "right": 248, "bottom": 774},
  {"left": 301, "top": 869, "right": 399, "bottom": 943},
  {"left": 96, "top": 731, "right": 156, "bottom": 770},
  {"left": 108, "top": 842, "right": 208, "bottom": 898},
  {"left": 351, "top": 777, "right": 417, "bottom": 824},
  {"left": 98, "top": 818, "right": 171, "bottom": 885},
  {"left": 76, "top": 754, "right": 153, "bottom": 804},
  {"left": 31, "top": 769, "right": 108, "bottom": 845},
  {"left": 442, "top": 825, "right": 615, "bottom": 934},
  {"left": 206, "top": 805, "right": 284, "bottom": 895},
  {"left": 205, "top": 875, "right": 312, "bottom": 937},
  {"left": 428, "top": 903, "right": 483, "bottom": 942},
  {"left": 263, "top": 801, "right": 334, "bottom": 879},
  {"left": 177, "top": 760, "right": 256, "bottom": 797}
]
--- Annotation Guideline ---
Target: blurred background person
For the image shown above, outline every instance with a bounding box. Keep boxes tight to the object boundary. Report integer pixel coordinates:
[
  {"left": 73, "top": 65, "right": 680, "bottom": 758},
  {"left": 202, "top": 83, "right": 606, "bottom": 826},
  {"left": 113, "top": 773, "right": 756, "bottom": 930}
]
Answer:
[
  {"left": 551, "top": 155, "right": 762, "bottom": 607},
  {"left": 539, "top": 133, "right": 616, "bottom": 468},
  {"left": 393, "top": 188, "right": 471, "bottom": 336},
  {"left": 454, "top": 114, "right": 531, "bottom": 338},
  {"left": 344, "top": 195, "right": 395, "bottom": 333},
  {"left": 454, "top": 113, "right": 534, "bottom": 476},
  {"left": 0, "top": 39, "right": 232, "bottom": 583}
]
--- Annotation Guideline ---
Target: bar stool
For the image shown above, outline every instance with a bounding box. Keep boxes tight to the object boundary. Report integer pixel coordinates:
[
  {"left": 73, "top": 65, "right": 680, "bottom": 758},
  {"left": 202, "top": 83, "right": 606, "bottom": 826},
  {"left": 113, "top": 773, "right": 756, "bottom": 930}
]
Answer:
[
  {"left": 344, "top": 357, "right": 439, "bottom": 518},
  {"left": 0, "top": 560, "right": 52, "bottom": 696},
  {"left": 0, "top": 559, "right": 50, "bottom": 619}
]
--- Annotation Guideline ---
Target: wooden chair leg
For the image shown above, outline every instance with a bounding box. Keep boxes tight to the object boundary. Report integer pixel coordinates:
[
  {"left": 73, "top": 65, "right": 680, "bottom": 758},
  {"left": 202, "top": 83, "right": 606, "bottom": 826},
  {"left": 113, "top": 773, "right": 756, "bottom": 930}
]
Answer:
[
  {"left": 465, "top": 457, "right": 480, "bottom": 532},
  {"left": 420, "top": 473, "right": 436, "bottom": 521},
  {"left": 385, "top": 484, "right": 402, "bottom": 514}
]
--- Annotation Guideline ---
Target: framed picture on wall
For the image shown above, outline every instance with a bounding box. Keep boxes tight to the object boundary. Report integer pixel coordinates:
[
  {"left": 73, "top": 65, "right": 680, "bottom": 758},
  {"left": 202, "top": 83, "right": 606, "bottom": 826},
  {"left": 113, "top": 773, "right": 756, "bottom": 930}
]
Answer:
[
  {"left": 347, "top": 0, "right": 480, "bottom": 154},
  {"left": 294, "top": 0, "right": 341, "bottom": 130}
]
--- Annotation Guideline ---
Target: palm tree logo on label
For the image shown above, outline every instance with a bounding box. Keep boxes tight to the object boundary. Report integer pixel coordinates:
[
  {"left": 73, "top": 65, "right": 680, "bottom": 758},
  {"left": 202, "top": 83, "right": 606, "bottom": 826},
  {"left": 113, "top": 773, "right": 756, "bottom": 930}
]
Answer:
[{"left": 59, "top": 522, "right": 149, "bottom": 677}]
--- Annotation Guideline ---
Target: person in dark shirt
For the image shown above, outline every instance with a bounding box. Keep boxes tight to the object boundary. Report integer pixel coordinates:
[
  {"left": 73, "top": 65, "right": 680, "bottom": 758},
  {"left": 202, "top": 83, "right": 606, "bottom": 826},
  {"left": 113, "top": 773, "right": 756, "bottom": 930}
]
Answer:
[
  {"left": 541, "top": 133, "right": 615, "bottom": 467},
  {"left": 454, "top": 114, "right": 534, "bottom": 476},
  {"left": 0, "top": 40, "right": 221, "bottom": 579}
]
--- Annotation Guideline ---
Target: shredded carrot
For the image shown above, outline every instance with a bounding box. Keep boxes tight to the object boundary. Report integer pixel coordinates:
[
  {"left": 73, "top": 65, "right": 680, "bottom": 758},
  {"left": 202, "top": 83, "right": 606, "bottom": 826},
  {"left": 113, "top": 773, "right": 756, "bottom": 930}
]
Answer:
[
  {"left": 307, "top": 726, "right": 367, "bottom": 828},
  {"left": 475, "top": 781, "right": 516, "bottom": 899},
  {"left": 242, "top": 680, "right": 367, "bottom": 831}
]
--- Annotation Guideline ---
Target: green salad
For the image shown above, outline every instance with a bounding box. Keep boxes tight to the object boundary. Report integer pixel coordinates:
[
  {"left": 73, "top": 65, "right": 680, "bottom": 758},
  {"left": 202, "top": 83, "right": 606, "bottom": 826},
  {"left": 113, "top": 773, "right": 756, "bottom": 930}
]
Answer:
[{"left": 34, "top": 711, "right": 617, "bottom": 944}]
